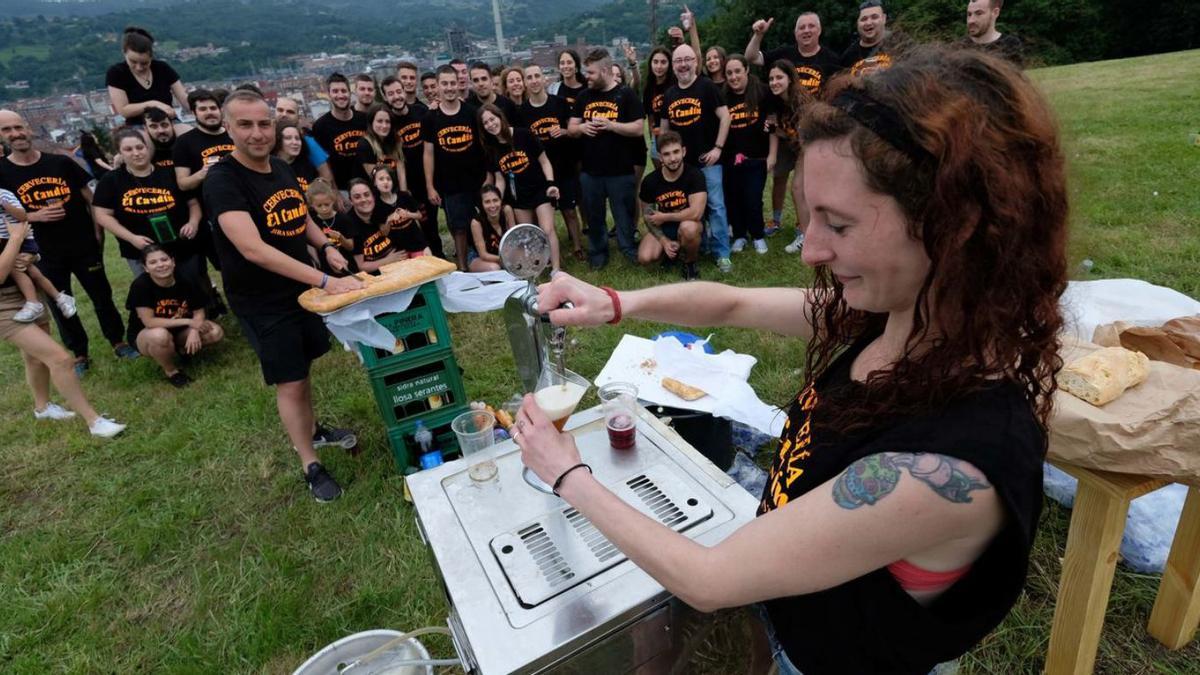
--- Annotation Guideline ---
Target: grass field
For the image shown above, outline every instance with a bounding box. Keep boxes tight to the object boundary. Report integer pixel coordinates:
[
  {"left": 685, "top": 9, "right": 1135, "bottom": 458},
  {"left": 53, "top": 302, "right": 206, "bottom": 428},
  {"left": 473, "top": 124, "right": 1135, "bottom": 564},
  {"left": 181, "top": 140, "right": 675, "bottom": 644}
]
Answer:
[{"left": 2, "top": 49, "right": 1199, "bottom": 673}]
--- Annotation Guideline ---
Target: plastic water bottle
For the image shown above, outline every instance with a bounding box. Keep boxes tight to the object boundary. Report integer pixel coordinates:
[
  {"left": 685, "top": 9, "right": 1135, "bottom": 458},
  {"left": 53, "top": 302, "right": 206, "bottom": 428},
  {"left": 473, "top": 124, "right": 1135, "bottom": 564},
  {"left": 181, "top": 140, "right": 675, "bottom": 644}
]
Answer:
[
  {"left": 414, "top": 421, "right": 433, "bottom": 455},
  {"left": 1080, "top": 258, "right": 1094, "bottom": 274}
]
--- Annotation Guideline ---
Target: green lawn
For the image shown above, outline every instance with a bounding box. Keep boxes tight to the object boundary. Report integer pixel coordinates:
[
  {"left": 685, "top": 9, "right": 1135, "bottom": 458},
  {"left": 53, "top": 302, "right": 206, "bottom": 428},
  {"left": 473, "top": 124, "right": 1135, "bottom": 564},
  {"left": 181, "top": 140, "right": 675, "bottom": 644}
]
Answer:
[
  {"left": 2, "top": 49, "right": 1199, "bottom": 673},
  {"left": 0, "top": 45, "right": 51, "bottom": 66}
]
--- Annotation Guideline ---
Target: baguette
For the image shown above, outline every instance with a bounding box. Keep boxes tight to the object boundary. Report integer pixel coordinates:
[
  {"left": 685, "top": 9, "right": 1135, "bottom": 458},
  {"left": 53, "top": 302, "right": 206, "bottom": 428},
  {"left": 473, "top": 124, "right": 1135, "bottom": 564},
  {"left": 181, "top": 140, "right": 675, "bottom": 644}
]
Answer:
[
  {"left": 662, "top": 377, "right": 707, "bottom": 401},
  {"left": 298, "top": 256, "right": 456, "bottom": 313},
  {"left": 1058, "top": 346, "right": 1149, "bottom": 406}
]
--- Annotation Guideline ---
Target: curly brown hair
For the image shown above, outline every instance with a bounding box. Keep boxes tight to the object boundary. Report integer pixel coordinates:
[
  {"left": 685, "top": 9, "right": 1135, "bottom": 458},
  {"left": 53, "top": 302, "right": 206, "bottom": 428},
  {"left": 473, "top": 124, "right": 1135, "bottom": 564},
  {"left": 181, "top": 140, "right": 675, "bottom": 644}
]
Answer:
[{"left": 799, "top": 45, "right": 1068, "bottom": 432}]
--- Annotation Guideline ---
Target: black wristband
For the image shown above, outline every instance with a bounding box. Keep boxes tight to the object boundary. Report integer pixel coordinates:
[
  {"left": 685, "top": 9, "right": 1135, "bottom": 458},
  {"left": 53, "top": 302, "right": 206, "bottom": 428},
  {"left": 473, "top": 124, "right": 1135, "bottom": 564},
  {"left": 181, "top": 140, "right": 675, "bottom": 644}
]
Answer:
[{"left": 552, "top": 462, "right": 592, "bottom": 496}]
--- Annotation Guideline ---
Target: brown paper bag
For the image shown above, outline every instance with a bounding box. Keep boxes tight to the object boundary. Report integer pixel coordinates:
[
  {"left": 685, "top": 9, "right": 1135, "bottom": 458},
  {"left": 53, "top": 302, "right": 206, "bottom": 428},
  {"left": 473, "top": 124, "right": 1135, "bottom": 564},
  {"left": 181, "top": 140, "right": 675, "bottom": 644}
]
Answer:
[
  {"left": 1092, "top": 315, "right": 1200, "bottom": 370},
  {"left": 1049, "top": 338, "right": 1200, "bottom": 485}
]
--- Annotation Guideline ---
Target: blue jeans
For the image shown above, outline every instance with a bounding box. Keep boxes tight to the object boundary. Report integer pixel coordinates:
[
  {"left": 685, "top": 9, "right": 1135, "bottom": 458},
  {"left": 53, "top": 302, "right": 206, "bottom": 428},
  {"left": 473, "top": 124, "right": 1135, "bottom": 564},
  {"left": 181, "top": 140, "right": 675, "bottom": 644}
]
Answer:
[
  {"left": 580, "top": 172, "right": 637, "bottom": 267},
  {"left": 723, "top": 159, "right": 768, "bottom": 241},
  {"left": 700, "top": 163, "right": 730, "bottom": 259}
]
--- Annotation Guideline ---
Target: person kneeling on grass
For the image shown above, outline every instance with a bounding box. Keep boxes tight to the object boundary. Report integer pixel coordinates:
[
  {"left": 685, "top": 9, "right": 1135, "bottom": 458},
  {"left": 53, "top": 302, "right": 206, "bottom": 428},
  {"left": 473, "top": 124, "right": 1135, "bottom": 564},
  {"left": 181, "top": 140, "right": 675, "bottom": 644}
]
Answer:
[
  {"left": 0, "top": 187, "right": 76, "bottom": 323},
  {"left": 0, "top": 219, "right": 125, "bottom": 437},
  {"left": 637, "top": 131, "right": 707, "bottom": 280},
  {"left": 467, "top": 184, "right": 514, "bottom": 272},
  {"left": 126, "top": 244, "right": 224, "bottom": 387}
]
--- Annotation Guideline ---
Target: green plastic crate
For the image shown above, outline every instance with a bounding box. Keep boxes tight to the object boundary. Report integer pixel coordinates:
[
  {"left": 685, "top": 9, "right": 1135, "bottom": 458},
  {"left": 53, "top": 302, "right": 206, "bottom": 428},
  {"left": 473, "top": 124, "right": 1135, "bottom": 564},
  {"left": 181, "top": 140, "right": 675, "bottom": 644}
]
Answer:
[
  {"left": 386, "top": 404, "right": 468, "bottom": 471},
  {"left": 368, "top": 348, "right": 467, "bottom": 428},
  {"left": 356, "top": 282, "right": 452, "bottom": 372}
]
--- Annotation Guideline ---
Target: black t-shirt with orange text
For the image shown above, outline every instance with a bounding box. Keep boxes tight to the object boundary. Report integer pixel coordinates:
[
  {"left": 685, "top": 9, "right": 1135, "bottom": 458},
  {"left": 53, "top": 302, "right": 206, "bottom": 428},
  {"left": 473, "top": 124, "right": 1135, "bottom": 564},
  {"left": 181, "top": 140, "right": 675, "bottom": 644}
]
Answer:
[
  {"left": 572, "top": 84, "right": 644, "bottom": 176},
  {"left": 662, "top": 77, "right": 725, "bottom": 166},
  {"left": 521, "top": 95, "right": 577, "bottom": 176},
  {"left": 421, "top": 103, "right": 486, "bottom": 196},
  {"left": 172, "top": 128, "right": 236, "bottom": 174},
  {"left": 762, "top": 45, "right": 841, "bottom": 97},
  {"left": 124, "top": 272, "right": 210, "bottom": 344},
  {"left": 93, "top": 165, "right": 196, "bottom": 261},
  {"left": 723, "top": 90, "right": 770, "bottom": 163},
  {"left": 488, "top": 128, "right": 547, "bottom": 206},
  {"left": 841, "top": 40, "right": 895, "bottom": 77},
  {"left": 0, "top": 153, "right": 96, "bottom": 259},
  {"left": 203, "top": 156, "right": 313, "bottom": 313},
  {"left": 311, "top": 111, "right": 368, "bottom": 189},
  {"left": 638, "top": 164, "right": 706, "bottom": 214},
  {"left": 391, "top": 106, "right": 428, "bottom": 201}
]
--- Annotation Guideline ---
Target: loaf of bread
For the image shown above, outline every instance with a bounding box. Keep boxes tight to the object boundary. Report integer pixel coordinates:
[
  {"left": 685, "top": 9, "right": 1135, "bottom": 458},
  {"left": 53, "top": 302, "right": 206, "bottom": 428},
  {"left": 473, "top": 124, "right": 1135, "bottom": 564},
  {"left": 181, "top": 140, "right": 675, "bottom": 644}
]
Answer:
[
  {"left": 1058, "top": 346, "right": 1150, "bottom": 406},
  {"left": 298, "top": 256, "right": 456, "bottom": 314},
  {"left": 662, "top": 377, "right": 707, "bottom": 401}
]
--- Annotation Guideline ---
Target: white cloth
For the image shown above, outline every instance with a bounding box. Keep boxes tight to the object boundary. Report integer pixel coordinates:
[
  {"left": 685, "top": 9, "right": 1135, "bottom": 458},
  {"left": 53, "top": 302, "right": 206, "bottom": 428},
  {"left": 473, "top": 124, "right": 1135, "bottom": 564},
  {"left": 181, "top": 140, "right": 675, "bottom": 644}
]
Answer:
[
  {"left": 1060, "top": 279, "right": 1200, "bottom": 342},
  {"left": 321, "top": 271, "right": 527, "bottom": 354},
  {"left": 595, "top": 334, "right": 787, "bottom": 436}
]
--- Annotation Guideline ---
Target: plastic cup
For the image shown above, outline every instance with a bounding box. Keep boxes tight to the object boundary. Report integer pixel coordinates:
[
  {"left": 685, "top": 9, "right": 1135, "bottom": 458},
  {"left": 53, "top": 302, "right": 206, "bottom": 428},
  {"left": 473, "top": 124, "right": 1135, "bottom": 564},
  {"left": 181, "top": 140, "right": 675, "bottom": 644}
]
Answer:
[
  {"left": 452, "top": 410, "right": 498, "bottom": 481},
  {"left": 599, "top": 382, "right": 638, "bottom": 449}
]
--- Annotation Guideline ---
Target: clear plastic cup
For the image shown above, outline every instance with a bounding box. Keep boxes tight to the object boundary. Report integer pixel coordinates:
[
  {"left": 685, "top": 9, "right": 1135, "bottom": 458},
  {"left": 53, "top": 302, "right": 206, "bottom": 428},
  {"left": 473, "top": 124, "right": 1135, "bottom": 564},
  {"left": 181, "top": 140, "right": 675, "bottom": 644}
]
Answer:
[
  {"left": 452, "top": 410, "right": 498, "bottom": 481},
  {"left": 599, "top": 382, "right": 638, "bottom": 449}
]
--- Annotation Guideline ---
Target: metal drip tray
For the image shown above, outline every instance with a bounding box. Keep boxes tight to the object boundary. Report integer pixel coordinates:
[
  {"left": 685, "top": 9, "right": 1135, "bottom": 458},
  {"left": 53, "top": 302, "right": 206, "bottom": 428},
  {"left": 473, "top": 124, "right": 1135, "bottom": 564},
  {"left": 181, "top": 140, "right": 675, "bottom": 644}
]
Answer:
[{"left": 491, "top": 465, "right": 714, "bottom": 607}]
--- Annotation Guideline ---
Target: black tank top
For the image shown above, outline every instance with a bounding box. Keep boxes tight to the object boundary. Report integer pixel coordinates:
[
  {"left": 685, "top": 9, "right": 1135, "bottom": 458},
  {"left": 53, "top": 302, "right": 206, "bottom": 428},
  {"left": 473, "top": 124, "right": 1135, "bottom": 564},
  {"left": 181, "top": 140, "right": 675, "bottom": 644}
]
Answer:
[{"left": 759, "top": 334, "right": 1046, "bottom": 674}]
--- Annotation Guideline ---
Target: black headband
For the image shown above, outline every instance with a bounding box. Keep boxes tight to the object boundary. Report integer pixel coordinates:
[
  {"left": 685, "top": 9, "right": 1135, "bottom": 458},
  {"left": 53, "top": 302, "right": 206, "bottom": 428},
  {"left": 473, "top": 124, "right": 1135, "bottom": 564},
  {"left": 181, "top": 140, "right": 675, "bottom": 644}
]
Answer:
[{"left": 830, "top": 88, "right": 932, "bottom": 165}]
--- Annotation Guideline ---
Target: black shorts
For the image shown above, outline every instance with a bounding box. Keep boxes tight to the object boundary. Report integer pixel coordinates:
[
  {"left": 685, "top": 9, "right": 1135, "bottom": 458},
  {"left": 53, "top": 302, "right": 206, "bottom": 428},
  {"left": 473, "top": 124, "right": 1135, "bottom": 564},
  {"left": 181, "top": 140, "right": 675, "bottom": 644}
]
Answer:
[
  {"left": 511, "top": 189, "right": 551, "bottom": 212},
  {"left": 442, "top": 191, "right": 477, "bottom": 234},
  {"left": 556, "top": 174, "right": 581, "bottom": 210},
  {"left": 235, "top": 307, "right": 330, "bottom": 385}
]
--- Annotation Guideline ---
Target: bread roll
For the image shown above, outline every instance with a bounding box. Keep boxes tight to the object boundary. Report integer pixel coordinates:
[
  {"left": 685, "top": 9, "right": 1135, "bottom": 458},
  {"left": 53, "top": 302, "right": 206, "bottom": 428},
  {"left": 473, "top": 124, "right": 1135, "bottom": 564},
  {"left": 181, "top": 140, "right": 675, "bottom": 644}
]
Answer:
[
  {"left": 1058, "top": 346, "right": 1150, "bottom": 406},
  {"left": 299, "top": 257, "right": 456, "bottom": 314},
  {"left": 662, "top": 377, "right": 707, "bottom": 401}
]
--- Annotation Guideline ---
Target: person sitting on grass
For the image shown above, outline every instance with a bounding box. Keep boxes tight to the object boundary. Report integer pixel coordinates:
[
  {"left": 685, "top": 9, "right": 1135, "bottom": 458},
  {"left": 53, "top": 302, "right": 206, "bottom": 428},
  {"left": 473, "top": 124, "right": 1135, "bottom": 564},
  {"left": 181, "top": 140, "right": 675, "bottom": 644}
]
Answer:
[
  {"left": 467, "top": 184, "right": 515, "bottom": 272},
  {"left": 514, "top": 47, "right": 1067, "bottom": 675},
  {"left": 126, "top": 244, "right": 224, "bottom": 388},
  {"left": 637, "top": 131, "right": 707, "bottom": 280},
  {"left": 0, "top": 187, "right": 76, "bottom": 323},
  {"left": 0, "top": 219, "right": 125, "bottom": 437},
  {"left": 346, "top": 179, "right": 429, "bottom": 274}
]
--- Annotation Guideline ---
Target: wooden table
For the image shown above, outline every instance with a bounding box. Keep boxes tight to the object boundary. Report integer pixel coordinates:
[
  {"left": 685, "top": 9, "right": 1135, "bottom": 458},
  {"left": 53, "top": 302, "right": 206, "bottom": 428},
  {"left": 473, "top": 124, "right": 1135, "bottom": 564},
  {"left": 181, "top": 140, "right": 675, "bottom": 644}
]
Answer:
[{"left": 1044, "top": 460, "right": 1200, "bottom": 674}]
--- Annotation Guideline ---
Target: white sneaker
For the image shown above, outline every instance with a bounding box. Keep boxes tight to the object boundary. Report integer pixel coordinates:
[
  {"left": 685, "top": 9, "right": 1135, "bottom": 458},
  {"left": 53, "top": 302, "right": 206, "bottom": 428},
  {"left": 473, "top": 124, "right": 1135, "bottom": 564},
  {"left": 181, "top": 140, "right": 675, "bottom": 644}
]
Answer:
[
  {"left": 89, "top": 416, "right": 127, "bottom": 438},
  {"left": 34, "top": 402, "right": 76, "bottom": 420},
  {"left": 753, "top": 239, "right": 768, "bottom": 254},
  {"left": 730, "top": 238, "right": 747, "bottom": 253},
  {"left": 784, "top": 233, "right": 805, "bottom": 254},
  {"left": 55, "top": 292, "right": 77, "bottom": 318},
  {"left": 13, "top": 301, "right": 44, "bottom": 322}
]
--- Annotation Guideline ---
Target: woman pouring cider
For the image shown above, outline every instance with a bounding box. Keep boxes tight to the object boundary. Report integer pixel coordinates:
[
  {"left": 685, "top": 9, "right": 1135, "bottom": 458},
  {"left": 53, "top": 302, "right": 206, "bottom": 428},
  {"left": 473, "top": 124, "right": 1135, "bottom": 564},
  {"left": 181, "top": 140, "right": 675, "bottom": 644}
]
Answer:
[{"left": 511, "top": 47, "right": 1068, "bottom": 675}]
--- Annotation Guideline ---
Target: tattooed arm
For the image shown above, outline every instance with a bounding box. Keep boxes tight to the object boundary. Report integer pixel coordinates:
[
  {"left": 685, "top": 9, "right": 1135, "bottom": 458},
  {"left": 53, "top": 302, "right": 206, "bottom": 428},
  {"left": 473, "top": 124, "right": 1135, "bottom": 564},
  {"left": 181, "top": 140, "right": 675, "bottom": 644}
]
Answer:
[{"left": 549, "top": 450, "right": 1004, "bottom": 612}]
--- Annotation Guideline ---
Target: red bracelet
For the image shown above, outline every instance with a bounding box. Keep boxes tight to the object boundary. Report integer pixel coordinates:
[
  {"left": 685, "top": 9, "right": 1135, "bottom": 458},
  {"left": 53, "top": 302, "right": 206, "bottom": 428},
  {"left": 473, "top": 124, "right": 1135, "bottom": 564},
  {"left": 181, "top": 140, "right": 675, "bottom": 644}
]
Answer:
[{"left": 600, "top": 286, "right": 621, "bottom": 325}]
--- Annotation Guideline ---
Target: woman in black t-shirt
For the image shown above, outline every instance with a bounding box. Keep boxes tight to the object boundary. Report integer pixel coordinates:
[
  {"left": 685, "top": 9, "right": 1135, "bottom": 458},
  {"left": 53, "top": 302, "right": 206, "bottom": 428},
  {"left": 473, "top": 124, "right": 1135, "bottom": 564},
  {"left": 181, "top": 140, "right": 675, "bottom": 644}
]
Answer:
[
  {"left": 93, "top": 128, "right": 201, "bottom": 279},
  {"left": 513, "top": 48, "right": 1069, "bottom": 675},
  {"left": 105, "top": 27, "right": 189, "bottom": 127},
  {"left": 722, "top": 55, "right": 775, "bottom": 254},
  {"left": 478, "top": 104, "right": 562, "bottom": 272},
  {"left": 551, "top": 49, "right": 586, "bottom": 106},
  {"left": 127, "top": 244, "right": 223, "bottom": 387},
  {"left": 641, "top": 47, "right": 676, "bottom": 169},
  {"left": 346, "top": 179, "right": 428, "bottom": 273},
  {"left": 764, "top": 60, "right": 807, "bottom": 250},
  {"left": 354, "top": 103, "right": 406, "bottom": 190},
  {"left": 274, "top": 122, "right": 318, "bottom": 193},
  {"left": 704, "top": 46, "right": 728, "bottom": 85},
  {"left": 467, "top": 185, "right": 515, "bottom": 272}
]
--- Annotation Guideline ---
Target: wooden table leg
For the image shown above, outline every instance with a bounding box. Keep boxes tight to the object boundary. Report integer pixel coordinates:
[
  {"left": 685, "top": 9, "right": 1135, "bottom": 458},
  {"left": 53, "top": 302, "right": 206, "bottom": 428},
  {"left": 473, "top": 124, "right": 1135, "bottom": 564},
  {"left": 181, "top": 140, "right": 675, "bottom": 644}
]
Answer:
[
  {"left": 1044, "top": 478, "right": 1132, "bottom": 675},
  {"left": 1148, "top": 486, "right": 1200, "bottom": 649}
]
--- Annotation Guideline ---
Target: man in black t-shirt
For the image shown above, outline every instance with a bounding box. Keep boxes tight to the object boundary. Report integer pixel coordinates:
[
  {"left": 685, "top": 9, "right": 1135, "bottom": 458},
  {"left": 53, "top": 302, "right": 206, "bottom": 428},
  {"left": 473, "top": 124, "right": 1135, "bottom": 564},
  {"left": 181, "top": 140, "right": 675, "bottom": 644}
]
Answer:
[
  {"left": 353, "top": 73, "right": 377, "bottom": 114},
  {"left": 144, "top": 107, "right": 177, "bottom": 168},
  {"left": 395, "top": 61, "right": 426, "bottom": 110},
  {"left": 423, "top": 65, "right": 487, "bottom": 271},
  {"left": 963, "top": 0, "right": 1023, "bottom": 65},
  {"left": 420, "top": 71, "right": 439, "bottom": 107},
  {"left": 661, "top": 44, "right": 733, "bottom": 272},
  {"left": 745, "top": 12, "right": 841, "bottom": 96},
  {"left": 637, "top": 132, "right": 706, "bottom": 279},
  {"left": 0, "top": 110, "right": 137, "bottom": 370},
  {"left": 381, "top": 76, "right": 443, "bottom": 259},
  {"left": 203, "top": 90, "right": 364, "bottom": 503},
  {"left": 842, "top": 1, "right": 895, "bottom": 75},
  {"left": 467, "top": 62, "right": 522, "bottom": 125},
  {"left": 568, "top": 48, "right": 645, "bottom": 269},
  {"left": 311, "top": 73, "right": 368, "bottom": 197}
]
